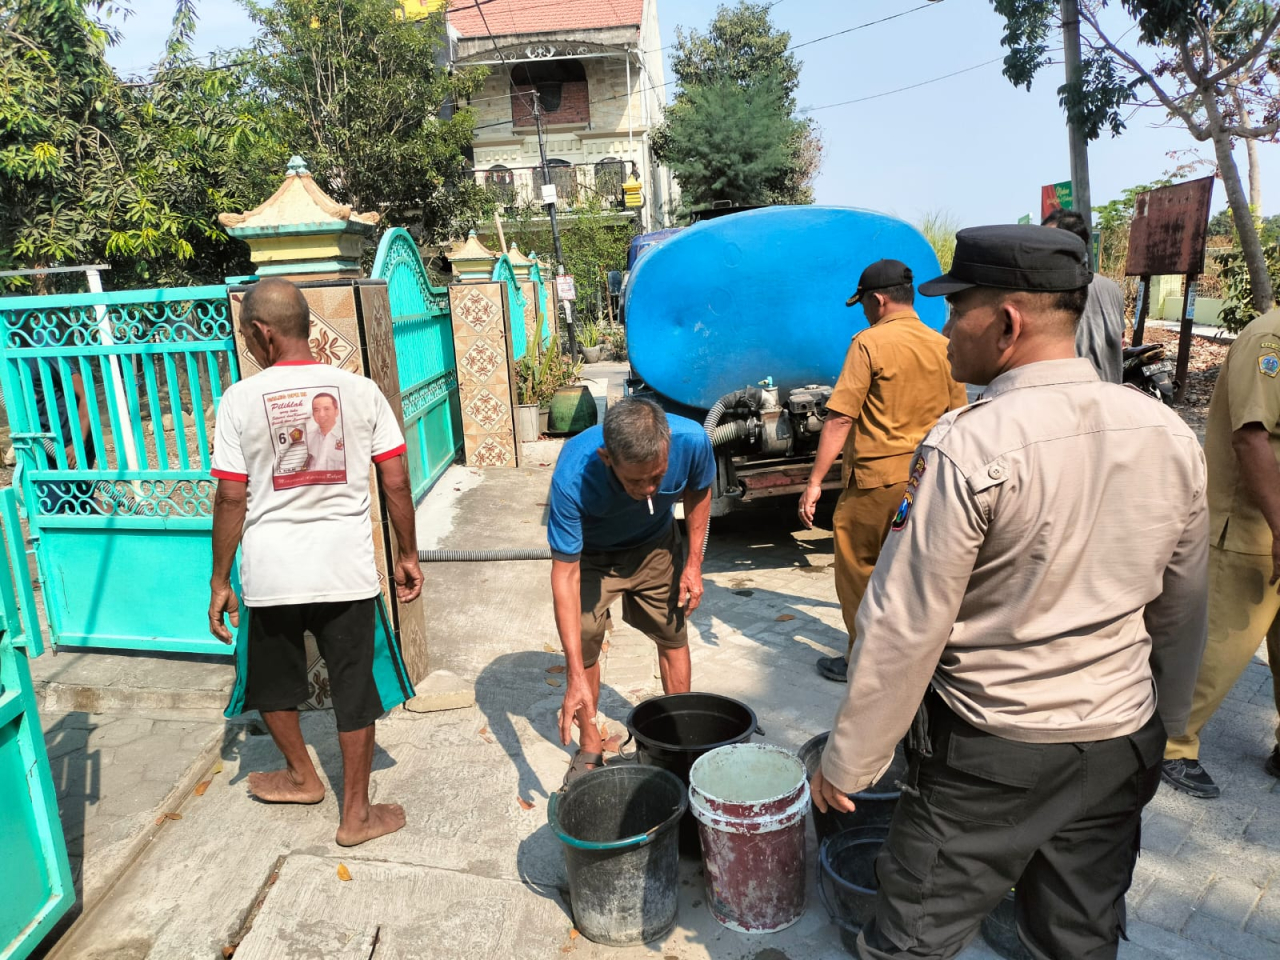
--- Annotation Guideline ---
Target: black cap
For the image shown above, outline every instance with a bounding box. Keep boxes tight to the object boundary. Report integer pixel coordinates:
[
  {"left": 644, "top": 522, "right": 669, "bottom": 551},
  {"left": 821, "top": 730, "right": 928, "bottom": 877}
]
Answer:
[
  {"left": 846, "top": 259, "right": 913, "bottom": 307},
  {"left": 918, "top": 225, "right": 1091, "bottom": 297}
]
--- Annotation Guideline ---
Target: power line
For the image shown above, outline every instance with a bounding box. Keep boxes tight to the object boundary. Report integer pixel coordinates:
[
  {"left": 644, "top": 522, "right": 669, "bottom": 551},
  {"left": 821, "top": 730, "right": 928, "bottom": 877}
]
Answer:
[
  {"left": 790, "top": 3, "right": 941, "bottom": 51},
  {"left": 799, "top": 56, "right": 1006, "bottom": 113}
]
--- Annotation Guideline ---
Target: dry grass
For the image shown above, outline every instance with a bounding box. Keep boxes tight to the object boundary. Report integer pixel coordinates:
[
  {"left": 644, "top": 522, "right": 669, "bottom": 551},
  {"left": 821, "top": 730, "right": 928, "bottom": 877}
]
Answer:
[{"left": 917, "top": 209, "right": 962, "bottom": 272}]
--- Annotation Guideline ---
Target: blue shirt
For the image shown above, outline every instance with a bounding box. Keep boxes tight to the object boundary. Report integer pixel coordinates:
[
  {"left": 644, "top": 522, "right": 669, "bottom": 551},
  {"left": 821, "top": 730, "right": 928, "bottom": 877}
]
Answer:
[{"left": 548, "top": 414, "right": 716, "bottom": 562}]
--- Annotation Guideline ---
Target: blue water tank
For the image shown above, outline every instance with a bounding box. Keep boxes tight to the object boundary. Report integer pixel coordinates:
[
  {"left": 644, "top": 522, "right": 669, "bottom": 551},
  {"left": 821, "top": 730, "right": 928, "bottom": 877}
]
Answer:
[{"left": 624, "top": 206, "right": 947, "bottom": 412}]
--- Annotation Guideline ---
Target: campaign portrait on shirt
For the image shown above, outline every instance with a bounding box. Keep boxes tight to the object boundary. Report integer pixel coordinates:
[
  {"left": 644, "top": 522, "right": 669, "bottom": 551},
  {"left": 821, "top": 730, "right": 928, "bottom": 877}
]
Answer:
[{"left": 264, "top": 386, "right": 347, "bottom": 489}]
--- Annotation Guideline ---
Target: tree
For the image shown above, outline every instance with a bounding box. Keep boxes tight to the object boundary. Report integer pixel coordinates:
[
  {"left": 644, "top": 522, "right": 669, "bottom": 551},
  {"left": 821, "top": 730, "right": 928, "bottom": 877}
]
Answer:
[
  {"left": 654, "top": 1, "right": 821, "bottom": 207},
  {"left": 241, "top": 0, "right": 487, "bottom": 245},
  {"left": 991, "top": 1, "right": 1280, "bottom": 317},
  {"left": 659, "top": 72, "right": 805, "bottom": 209},
  {"left": 0, "top": 0, "right": 277, "bottom": 288}
]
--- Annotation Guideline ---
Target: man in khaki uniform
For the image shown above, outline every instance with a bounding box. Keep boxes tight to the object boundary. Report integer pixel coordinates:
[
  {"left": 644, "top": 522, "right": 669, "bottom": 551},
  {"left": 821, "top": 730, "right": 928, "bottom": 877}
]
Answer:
[
  {"left": 1161, "top": 307, "right": 1280, "bottom": 798},
  {"left": 799, "top": 259, "right": 966, "bottom": 682},
  {"left": 812, "top": 226, "right": 1207, "bottom": 960}
]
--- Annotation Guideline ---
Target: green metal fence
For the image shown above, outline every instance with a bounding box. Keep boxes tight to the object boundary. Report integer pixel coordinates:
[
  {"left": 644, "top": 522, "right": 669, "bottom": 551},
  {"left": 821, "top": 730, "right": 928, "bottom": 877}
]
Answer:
[
  {"left": 0, "top": 285, "right": 239, "bottom": 654},
  {"left": 371, "top": 229, "right": 462, "bottom": 502}
]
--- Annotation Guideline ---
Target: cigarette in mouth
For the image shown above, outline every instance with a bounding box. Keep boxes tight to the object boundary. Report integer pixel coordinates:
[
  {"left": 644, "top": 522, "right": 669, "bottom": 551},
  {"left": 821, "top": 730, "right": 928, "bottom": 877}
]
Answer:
[{"left": 647, "top": 495, "right": 654, "bottom": 515}]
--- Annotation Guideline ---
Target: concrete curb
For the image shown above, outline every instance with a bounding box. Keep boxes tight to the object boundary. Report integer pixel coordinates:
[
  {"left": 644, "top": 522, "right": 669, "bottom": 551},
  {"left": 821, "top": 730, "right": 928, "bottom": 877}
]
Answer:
[
  {"left": 35, "top": 681, "right": 230, "bottom": 717},
  {"left": 43, "top": 723, "right": 235, "bottom": 960}
]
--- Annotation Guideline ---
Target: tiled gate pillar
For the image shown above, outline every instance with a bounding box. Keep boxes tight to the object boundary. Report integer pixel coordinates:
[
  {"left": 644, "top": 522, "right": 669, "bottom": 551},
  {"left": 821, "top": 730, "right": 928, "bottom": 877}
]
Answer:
[
  {"left": 507, "top": 244, "right": 543, "bottom": 354},
  {"left": 446, "top": 233, "right": 519, "bottom": 468},
  {"left": 219, "top": 159, "right": 431, "bottom": 693}
]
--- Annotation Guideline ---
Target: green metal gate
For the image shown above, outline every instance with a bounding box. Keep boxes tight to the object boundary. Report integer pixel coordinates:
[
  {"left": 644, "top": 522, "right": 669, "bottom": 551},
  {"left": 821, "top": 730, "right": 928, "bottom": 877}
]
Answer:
[
  {"left": 0, "top": 285, "right": 239, "bottom": 655},
  {"left": 371, "top": 229, "right": 462, "bottom": 502},
  {"left": 0, "top": 484, "right": 73, "bottom": 959}
]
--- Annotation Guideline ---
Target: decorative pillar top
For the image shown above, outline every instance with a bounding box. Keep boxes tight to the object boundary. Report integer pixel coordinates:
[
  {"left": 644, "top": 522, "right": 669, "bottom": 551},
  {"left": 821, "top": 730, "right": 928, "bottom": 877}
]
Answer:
[
  {"left": 445, "top": 230, "right": 499, "bottom": 282},
  {"left": 217, "top": 157, "right": 380, "bottom": 279},
  {"left": 506, "top": 243, "right": 534, "bottom": 280}
]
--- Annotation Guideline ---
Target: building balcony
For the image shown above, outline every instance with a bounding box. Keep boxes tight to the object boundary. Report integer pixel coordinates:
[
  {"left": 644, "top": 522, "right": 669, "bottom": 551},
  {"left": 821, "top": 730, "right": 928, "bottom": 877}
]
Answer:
[{"left": 476, "top": 160, "right": 632, "bottom": 213}]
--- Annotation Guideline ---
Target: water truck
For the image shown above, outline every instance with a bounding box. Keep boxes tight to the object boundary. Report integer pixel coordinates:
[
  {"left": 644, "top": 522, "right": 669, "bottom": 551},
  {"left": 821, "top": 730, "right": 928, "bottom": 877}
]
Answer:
[{"left": 622, "top": 205, "right": 946, "bottom": 515}]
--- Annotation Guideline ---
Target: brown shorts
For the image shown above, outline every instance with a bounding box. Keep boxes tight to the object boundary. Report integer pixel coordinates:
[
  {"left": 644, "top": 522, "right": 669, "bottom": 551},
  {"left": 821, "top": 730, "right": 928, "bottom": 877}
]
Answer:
[{"left": 579, "top": 523, "right": 687, "bottom": 668}]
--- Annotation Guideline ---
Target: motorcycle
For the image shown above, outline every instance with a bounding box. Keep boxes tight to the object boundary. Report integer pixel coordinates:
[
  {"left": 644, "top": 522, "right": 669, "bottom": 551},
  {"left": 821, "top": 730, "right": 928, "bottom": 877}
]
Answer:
[{"left": 1122, "top": 342, "right": 1177, "bottom": 406}]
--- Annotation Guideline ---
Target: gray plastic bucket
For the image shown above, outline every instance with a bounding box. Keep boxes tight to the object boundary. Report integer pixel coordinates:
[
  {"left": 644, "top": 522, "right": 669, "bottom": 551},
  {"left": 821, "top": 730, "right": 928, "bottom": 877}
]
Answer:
[{"left": 548, "top": 765, "right": 687, "bottom": 945}]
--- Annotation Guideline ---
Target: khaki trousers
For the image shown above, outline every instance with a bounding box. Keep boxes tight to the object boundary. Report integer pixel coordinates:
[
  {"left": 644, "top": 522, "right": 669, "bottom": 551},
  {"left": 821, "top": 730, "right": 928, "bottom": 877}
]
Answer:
[
  {"left": 833, "top": 481, "right": 908, "bottom": 658},
  {"left": 1164, "top": 544, "right": 1280, "bottom": 761}
]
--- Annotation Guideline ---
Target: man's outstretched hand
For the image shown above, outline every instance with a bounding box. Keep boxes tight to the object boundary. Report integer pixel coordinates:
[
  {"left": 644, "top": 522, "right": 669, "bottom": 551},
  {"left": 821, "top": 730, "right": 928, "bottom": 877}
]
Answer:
[
  {"left": 559, "top": 675, "right": 596, "bottom": 746},
  {"left": 679, "top": 564, "right": 704, "bottom": 613}
]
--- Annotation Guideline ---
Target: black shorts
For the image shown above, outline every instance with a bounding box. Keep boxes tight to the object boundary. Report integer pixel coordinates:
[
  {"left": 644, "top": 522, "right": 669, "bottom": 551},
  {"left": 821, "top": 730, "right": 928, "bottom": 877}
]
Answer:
[{"left": 232, "top": 597, "right": 414, "bottom": 733}]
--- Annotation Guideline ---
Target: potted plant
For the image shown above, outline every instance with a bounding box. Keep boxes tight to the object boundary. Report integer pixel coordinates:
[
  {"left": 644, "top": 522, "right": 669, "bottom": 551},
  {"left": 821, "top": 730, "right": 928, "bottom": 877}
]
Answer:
[
  {"left": 601, "top": 325, "right": 627, "bottom": 362},
  {"left": 516, "top": 338, "right": 583, "bottom": 438},
  {"left": 577, "top": 320, "right": 604, "bottom": 363}
]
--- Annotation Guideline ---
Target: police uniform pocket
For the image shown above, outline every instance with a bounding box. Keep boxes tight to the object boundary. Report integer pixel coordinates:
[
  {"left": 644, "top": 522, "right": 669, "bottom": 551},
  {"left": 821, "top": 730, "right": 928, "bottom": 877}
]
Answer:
[{"left": 923, "top": 728, "right": 1043, "bottom": 826}]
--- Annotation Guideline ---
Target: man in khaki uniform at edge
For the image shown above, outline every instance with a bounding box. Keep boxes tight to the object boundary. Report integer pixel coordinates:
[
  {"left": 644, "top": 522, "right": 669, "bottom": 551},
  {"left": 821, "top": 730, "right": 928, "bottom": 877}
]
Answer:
[
  {"left": 799, "top": 259, "right": 966, "bottom": 682},
  {"left": 1161, "top": 306, "right": 1280, "bottom": 799},
  {"left": 812, "top": 225, "right": 1207, "bottom": 959}
]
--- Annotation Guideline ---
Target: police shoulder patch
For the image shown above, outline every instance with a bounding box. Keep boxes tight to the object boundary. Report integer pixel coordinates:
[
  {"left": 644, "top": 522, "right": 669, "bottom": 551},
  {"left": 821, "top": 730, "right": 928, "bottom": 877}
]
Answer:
[
  {"left": 890, "top": 490, "right": 914, "bottom": 531},
  {"left": 1259, "top": 353, "right": 1280, "bottom": 378},
  {"left": 907, "top": 454, "right": 927, "bottom": 489}
]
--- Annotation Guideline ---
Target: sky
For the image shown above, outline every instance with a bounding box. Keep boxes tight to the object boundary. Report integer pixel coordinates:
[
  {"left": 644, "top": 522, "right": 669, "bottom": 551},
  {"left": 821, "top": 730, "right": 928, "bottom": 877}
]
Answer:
[{"left": 101, "top": 0, "right": 1278, "bottom": 227}]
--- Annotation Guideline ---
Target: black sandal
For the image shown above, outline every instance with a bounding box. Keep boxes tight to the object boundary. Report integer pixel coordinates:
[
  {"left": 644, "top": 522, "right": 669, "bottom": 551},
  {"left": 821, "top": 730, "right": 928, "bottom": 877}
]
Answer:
[{"left": 562, "top": 749, "right": 604, "bottom": 787}]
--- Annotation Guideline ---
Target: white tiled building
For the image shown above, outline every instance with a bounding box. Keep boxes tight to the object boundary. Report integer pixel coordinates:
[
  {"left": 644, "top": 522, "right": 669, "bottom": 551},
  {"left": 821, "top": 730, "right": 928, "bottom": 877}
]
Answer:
[{"left": 447, "top": 0, "right": 677, "bottom": 230}]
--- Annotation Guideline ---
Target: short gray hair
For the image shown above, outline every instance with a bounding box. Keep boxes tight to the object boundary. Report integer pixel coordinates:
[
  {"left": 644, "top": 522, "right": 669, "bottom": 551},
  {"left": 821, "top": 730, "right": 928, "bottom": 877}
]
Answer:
[{"left": 603, "top": 397, "right": 670, "bottom": 464}]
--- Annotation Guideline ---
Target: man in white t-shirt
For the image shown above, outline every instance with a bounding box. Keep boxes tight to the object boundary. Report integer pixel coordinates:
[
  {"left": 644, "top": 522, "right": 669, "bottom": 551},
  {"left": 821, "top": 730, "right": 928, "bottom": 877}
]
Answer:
[{"left": 209, "top": 278, "right": 424, "bottom": 848}]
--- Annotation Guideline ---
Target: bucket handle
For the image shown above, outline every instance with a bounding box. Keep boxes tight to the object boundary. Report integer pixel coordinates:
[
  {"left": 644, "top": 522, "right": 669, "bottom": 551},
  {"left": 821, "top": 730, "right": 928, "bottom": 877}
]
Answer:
[
  {"left": 616, "top": 731, "right": 637, "bottom": 762},
  {"left": 817, "top": 853, "right": 839, "bottom": 921},
  {"left": 816, "top": 847, "right": 864, "bottom": 934}
]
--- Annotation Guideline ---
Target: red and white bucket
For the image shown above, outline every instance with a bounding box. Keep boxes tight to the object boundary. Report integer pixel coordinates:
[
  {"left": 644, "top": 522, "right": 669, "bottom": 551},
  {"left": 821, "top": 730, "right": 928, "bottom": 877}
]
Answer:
[{"left": 688, "top": 743, "right": 810, "bottom": 933}]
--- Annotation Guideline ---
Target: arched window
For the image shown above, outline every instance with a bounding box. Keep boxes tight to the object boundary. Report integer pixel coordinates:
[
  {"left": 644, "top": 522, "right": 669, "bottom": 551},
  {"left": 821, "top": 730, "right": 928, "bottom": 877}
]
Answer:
[
  {"left": 594, "top": 157, "right": 626, "bottom": 205},
  {"left": 534, "top": 159, "right": 577, "bottom": 205},
  {"left": 484, "top": 164, "right": 515, "bottom": 205}
]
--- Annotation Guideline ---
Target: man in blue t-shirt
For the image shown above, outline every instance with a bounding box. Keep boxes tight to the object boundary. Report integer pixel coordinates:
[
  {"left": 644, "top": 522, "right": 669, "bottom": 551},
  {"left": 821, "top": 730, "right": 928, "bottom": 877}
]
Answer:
[{"left": 548, "top": 397, "right": 715, "bottom": 783}]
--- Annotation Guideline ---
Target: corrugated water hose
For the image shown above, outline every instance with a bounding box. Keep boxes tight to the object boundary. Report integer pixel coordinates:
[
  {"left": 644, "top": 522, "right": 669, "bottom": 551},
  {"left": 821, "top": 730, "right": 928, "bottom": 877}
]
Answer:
[
  {"left": 418, "top": 547, "right": 552, "bottom": 562},
  {"left": 710, "top": 419, "right": 750, "bottom": 448}
]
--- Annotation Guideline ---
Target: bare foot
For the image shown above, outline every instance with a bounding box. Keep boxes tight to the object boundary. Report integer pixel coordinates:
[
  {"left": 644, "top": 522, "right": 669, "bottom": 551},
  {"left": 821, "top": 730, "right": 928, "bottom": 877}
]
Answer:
[
  {"left": 336, "top": 802, "right": 406, "bottom": 847},
  {"left": 247, "top": 769, "right": 325, "bottom": 804}
]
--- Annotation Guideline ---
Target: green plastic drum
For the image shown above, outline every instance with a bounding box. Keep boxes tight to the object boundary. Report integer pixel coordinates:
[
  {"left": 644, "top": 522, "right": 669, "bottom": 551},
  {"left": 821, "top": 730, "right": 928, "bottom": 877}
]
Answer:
[{"left": 546, "top": 385, "right": 598, "bottom": 435}]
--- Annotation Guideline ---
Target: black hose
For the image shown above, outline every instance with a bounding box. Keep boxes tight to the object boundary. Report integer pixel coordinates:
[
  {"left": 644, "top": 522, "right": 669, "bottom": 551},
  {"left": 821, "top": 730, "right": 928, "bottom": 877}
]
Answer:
[{"left": 418, "top": 547, "right": 552, "bottom": 562}]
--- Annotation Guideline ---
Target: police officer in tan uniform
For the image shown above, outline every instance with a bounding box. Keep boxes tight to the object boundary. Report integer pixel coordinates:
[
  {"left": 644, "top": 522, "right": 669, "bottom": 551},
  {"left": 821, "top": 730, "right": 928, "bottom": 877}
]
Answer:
[
  {"left": 1161, "top": 306, "right": 1280, "bottom": 798},
  {"left": 799, "top": 260, "right": 966, "bottom": 682},
  {"left": 812, "top": 226, "right": 1208, "bottom": 960}
]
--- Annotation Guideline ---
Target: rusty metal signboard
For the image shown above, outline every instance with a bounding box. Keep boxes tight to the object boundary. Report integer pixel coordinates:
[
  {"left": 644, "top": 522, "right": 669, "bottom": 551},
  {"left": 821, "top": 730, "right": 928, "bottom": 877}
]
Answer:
[{"left": 1125, "top": 176, "right": 1215, "bottom": 277}]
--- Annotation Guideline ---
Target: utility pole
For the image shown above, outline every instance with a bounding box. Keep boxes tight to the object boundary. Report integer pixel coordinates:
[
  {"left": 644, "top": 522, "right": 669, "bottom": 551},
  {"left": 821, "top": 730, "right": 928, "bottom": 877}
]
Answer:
[
  {"left": 1061, "top": 0, "right": 1092, "bottom": 234},
  {"left": 531, "top": 90, "right": 576, "bottom": 358}
]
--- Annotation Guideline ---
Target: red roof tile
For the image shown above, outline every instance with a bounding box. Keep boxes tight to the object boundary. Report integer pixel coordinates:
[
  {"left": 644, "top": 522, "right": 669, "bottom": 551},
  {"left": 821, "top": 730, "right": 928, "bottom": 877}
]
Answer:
[{"left": 448, "top": 0, "right": 643, "bottom": 39}]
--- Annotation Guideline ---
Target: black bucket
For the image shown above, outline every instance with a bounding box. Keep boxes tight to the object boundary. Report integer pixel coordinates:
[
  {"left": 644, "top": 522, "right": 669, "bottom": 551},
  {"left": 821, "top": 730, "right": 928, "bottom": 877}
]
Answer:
[
  {"left": 624, "top": 692, "right": 757, "bottom": 856},
  {"left": 818, "top": 825, "right": 890, "bottom": 956},
  {"left": 981, "top": 890, "right": 1033, "bottom": 960},
  {"left": 798, "top": 732, "right": 908, "bottom": 844},
  {"left": 548, "top": 765, "right": 687, "bottom": 945}
]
